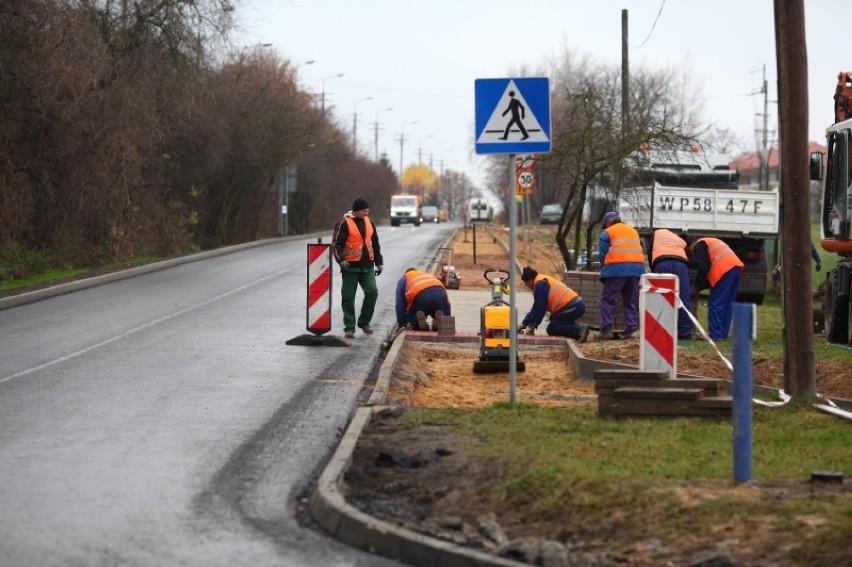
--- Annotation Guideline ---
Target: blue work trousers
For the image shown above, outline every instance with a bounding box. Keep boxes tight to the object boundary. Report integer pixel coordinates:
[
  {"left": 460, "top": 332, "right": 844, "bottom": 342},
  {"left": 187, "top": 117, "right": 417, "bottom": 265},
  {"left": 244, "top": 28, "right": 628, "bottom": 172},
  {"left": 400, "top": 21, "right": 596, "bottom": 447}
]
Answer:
[
  {"left": 547, "top": 299, "right": 586, "bottom": 338},
  {"left": 654, "top": 260, "right": 694, "bottom": 339},
  {"left": 599, "top": 276, "right": 639, "bottom": 331},
  {"left": 708, "top": 268, "right": 741, "bottom": 339},
  {"left": 406, "top": 287, "right": 451, "bottom": 330}
]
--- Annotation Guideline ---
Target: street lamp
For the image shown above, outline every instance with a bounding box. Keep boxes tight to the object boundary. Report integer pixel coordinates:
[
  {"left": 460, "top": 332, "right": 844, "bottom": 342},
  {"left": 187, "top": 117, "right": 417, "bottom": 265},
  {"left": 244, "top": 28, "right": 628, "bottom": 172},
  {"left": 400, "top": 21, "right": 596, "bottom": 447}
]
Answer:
[
  {"left": 352, "top": 96, "right": 373, "bottom": 151},
  {"left": 373, "top": 107, "right": 393, "bottom": 161},
  {"left": 321, "top": 73, "right": 344, "bottom": 112},
  {"left": 418, "top": 134, "right": 433, "bottom": 164},
  {"left": 398, "top": 120, "right": 418, "bottom": 181}
]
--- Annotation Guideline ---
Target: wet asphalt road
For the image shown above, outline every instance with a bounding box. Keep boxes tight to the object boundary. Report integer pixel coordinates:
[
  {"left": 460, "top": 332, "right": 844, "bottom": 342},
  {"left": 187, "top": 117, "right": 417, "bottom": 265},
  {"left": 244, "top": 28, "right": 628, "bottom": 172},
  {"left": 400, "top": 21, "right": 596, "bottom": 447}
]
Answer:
[{"left": 0, "top": 224, "right": 453, "bottom": 566}]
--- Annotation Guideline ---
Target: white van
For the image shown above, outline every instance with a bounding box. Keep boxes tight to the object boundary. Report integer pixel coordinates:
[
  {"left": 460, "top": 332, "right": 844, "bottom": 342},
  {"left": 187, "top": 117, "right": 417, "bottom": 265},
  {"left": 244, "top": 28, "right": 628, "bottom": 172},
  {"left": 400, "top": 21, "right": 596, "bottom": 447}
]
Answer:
[{"left": 468, "top": 197, "right": 492, "bottom": 222}]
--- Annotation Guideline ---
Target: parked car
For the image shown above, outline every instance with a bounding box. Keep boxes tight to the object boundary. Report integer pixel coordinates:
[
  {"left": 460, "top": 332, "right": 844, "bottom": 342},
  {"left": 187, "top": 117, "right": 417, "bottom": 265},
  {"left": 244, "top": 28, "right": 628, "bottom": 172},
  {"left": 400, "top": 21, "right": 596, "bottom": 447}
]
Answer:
[{"left": 539, "top": 203, "right": 563, "bottom": 225}]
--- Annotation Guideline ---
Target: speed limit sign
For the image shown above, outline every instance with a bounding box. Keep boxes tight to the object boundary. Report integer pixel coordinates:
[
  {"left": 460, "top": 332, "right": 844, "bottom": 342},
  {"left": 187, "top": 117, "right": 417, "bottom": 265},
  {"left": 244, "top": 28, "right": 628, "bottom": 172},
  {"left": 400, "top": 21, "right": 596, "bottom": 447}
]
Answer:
[{"left": 516, "top": 170, "right": 535, "bottom": 194}]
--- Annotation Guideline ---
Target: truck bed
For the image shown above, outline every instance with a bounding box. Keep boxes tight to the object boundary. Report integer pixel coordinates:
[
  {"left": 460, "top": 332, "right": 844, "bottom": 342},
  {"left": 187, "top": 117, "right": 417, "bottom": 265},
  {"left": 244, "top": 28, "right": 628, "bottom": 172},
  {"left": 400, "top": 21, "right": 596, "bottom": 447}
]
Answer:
[{"left": 619, "top": 183, "right": 780, "bottom": 237}]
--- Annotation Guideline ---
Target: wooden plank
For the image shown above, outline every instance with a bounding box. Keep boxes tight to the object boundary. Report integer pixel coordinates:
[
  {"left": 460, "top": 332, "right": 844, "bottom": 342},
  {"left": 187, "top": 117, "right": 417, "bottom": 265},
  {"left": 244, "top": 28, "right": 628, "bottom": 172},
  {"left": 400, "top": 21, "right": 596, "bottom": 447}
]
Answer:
[
  {"left": 608, "top": 402, "right": 732, "bottom": 418},
  {"left": 614, "top": 387, "right": 704, "bottom": 400},
  {"left": 593, "top": 369, "right": 668, "bottom": 381}
]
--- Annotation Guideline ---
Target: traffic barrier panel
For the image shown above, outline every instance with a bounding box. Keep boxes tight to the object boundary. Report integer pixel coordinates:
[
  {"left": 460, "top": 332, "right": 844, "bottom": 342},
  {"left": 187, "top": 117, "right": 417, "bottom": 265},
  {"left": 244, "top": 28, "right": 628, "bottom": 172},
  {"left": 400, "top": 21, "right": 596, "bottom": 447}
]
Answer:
[{"left": 639, "top": 274, "right": 678, "bottom": 378}]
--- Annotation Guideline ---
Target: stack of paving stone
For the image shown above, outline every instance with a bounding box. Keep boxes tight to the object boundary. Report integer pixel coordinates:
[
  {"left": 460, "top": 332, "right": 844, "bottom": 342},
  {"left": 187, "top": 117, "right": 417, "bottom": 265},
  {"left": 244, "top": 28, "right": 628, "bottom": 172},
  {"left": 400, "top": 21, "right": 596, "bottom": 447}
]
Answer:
[{"left": 593, "top": 368, "right": 733, "bottom": 419}]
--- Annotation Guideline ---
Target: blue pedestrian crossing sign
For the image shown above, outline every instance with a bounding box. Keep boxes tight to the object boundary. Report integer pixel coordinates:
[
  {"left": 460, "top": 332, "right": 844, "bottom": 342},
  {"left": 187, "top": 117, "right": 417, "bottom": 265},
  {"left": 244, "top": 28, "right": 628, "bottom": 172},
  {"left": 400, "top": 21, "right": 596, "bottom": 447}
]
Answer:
[{"left": 475, "top": 77, "right": 551, "bottom": 155}]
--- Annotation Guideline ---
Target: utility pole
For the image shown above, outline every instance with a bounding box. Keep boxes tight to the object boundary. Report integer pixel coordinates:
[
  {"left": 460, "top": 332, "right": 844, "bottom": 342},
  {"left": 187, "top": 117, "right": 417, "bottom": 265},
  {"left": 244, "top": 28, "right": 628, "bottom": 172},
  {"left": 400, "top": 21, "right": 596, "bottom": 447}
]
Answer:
[
  {"left": 619, "top": 9, "right": 629, "bottom": 197},
  {"left": 762, "top": 64, "right": 770, "bottom": 191},
  {"left": 774, "top": 0, "right": 814, "bottom": 399}
]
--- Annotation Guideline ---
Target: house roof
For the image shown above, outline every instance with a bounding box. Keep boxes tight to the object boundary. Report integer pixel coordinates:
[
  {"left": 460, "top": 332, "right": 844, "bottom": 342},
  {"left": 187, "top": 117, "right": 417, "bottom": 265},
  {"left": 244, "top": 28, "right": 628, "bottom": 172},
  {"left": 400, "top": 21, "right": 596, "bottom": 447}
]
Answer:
[{"left": 730, "top": 141, "right": 826, "bottom": 171}]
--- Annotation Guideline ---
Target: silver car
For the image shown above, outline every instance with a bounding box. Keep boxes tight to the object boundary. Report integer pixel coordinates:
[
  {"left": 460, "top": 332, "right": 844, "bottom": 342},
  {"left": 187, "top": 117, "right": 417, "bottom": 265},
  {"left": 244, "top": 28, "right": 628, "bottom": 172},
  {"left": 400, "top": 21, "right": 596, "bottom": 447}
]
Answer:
[{"left": 539, "top": 203, "right": 563, "bottom": 225}]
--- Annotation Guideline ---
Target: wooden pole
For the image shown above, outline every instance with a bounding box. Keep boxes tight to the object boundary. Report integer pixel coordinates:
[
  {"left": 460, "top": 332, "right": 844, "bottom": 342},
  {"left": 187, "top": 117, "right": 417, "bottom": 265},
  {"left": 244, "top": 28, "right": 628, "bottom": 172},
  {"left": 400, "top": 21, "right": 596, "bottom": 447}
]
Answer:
[{"left": 774, "top": 0, "right": 815, "bottom": 398}]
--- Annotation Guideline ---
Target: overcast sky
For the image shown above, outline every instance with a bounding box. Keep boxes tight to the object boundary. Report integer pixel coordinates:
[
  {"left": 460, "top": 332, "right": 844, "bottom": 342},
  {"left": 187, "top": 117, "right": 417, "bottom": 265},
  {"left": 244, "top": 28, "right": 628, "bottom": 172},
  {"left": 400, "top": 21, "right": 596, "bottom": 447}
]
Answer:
[{"left": 236, "top": 0, "right": 847, "bottom": 191}]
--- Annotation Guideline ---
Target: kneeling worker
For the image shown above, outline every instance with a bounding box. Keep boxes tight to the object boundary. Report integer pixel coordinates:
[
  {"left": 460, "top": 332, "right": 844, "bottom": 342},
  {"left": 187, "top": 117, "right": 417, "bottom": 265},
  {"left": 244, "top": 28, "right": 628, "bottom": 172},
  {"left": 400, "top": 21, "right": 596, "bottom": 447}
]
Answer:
[
  {"left": 395, "top": 268, "right": 452, "bottom": 331},
  {"left": 519, "top": 267, "right": 589, "bottom": 341}
]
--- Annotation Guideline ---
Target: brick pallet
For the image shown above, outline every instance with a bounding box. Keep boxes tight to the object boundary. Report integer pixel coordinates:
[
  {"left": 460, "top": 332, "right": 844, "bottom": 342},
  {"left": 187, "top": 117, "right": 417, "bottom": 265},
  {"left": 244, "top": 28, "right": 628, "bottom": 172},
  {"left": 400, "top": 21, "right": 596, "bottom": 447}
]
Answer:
[{"left": 594, "top": 369, "right": 732, "bottom": 419}]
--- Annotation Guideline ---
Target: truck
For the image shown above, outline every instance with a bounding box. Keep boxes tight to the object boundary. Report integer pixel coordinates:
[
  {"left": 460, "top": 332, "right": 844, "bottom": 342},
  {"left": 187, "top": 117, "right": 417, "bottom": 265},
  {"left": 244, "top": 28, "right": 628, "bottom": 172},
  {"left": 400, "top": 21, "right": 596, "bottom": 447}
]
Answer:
[
  {"left": 618, "top": 148, "right": 780, "bottom": 304},
  {"left": 468, "top": 197, "right": 493, "bottom": 222},
  {"left": 809, "top": 70, "right": 852, "bottom": 345},
  {"left": 389, "top": 194, "right": 422, "bottom": 227}
]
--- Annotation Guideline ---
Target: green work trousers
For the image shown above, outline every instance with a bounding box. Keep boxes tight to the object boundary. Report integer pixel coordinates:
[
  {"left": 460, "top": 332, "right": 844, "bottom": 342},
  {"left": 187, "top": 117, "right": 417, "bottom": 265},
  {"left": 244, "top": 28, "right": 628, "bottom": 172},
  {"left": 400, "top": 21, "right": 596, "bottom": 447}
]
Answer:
[{"left": 340, "top": 267, "right": 378, "bottom": 331}]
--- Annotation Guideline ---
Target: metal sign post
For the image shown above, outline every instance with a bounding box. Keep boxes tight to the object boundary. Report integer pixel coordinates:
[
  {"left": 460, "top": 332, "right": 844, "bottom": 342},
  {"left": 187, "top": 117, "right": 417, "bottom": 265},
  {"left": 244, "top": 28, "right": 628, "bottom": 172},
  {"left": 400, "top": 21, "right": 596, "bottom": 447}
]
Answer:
[{"left": 475, "top": 77, "right": 552, "bottom": 405}]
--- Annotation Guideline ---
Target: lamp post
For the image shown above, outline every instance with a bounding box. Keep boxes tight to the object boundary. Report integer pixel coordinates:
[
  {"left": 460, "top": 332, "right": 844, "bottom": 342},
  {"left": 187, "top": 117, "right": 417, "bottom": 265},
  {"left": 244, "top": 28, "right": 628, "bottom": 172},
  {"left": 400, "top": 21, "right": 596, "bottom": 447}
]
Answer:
[
  {"left": 418, "top": 134, "right": 433, "bottom": 164},
  {"left": 293, "top": 59, "right": 315, "bottom": 80},
  {"left": 398, "top": 120, "right": 417, "bottom": 182},
  {"left": 352, "top": 96, "right": 373, "bottom": 151},
  {"left": 373, "top": 107, "right": 393, "bottom": 161},
  {"left": 321, "top": 73, "right": 344, "bottom": 112}
]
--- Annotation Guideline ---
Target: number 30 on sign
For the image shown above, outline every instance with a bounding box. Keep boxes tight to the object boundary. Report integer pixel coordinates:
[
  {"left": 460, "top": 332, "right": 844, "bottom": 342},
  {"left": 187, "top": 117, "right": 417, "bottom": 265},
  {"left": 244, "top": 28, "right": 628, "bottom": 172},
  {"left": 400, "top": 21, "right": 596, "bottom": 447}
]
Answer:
[{"left": 516, "top": 170, "right": 534, "bottom": 195}]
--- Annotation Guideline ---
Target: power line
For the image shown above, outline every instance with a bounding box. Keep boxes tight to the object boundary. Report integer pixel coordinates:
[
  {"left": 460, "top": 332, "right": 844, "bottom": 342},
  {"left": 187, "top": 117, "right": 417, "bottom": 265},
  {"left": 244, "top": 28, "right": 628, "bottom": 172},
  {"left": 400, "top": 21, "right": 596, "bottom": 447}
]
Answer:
[{"left": 633, "top": 0, "right": 666, "bottom": 48}]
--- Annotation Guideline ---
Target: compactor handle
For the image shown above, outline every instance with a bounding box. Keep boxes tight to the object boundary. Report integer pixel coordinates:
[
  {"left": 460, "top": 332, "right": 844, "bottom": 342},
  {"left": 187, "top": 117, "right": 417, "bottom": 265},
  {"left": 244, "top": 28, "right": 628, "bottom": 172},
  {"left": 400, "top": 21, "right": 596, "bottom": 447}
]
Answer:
[{"left": 482, "top": 267, "right": 510, "bottom": 284}]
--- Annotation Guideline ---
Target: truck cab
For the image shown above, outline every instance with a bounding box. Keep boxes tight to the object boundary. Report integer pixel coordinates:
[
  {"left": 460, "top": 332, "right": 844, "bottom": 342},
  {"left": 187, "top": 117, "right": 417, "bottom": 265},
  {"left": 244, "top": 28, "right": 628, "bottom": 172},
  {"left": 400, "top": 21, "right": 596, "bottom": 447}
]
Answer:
[
  {"left": 389, "top": 194, "right": 422, "bottom": 227},
  {"left": 809, "top": 98, "right": 852, "bottom": 344}
]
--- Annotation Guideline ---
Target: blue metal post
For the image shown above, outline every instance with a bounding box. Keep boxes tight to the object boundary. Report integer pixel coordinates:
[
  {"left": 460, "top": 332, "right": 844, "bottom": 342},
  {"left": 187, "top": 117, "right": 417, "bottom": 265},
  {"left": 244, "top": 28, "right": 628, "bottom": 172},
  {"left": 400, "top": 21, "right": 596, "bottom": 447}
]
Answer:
[{"left": 732, "top": 303, "right": 753, "bottom": 482}]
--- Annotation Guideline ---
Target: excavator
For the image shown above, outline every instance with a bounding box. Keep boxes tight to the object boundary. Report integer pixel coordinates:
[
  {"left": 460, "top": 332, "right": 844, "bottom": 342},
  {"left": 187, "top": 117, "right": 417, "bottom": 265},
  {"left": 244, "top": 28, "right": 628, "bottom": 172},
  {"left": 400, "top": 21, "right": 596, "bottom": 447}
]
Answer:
[{"left": 809, "top": 70, "right": 852, "bottom": 345}]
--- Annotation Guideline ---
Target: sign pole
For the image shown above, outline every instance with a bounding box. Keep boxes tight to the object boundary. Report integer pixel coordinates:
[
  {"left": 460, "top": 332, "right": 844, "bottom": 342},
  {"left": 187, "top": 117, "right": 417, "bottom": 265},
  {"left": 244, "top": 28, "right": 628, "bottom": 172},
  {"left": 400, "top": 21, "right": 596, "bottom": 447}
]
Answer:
[{"left": 508, "top": 154, "right": 518, "bottom": 405}]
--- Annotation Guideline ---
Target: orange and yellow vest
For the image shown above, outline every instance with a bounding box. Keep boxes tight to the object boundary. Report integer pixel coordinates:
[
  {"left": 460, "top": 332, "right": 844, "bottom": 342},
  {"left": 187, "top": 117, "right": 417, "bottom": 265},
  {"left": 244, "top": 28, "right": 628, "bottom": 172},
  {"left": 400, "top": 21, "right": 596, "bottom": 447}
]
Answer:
[
  {"left": 534, "top": 274, "right": 578, "bottom": 315},
  {"left": 651, "top": 228, "right": 687, "bottom": 263},
  {"left": 404, "top": 270, "right": 444, "bottom": 310},
  {"left": 342, "top": 216, "right": 374, "bottom": 263},
  {"left": 603, "top": 223, "right": 644, "bottom": 265},
  {"left": 699, "top": 237, "right": 744, "bottom": 287}
]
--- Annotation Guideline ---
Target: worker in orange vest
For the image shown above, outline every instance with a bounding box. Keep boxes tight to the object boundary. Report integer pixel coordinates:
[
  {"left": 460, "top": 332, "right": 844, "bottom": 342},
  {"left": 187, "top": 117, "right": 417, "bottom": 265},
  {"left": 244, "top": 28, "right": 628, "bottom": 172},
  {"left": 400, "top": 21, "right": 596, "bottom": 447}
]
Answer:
[
  {"left": 518, "top": 267, "right": 589, "bottom": 341},
  {"left": 395, "top": 268, "right": 451, "bottom": 331},
  {"left": 650, "top": 229, "right": 694, "bottom": 340},
  {"left": 688, "top": 237, "right": 744, "bottom": 340},
  {"left": 333, "top": 197, "right": 383, "bottom": 339},
  {"left": 596, "top": 212, "right": 645, "bottom": 340}
]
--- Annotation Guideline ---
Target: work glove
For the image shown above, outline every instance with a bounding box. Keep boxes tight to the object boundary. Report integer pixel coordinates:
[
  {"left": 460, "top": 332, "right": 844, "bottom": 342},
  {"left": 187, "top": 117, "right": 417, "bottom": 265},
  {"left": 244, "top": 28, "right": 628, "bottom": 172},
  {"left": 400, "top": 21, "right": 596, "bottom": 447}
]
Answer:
[
  {"left": 375, "top": 264, "right": 383, "bottom": 276},
  {"left": 524, "top": 325, "right": 537, "bottom": 335},
  {"left": 518, "top": 323, "right": 527, "bottom": 332},
  {"left": 339, "top": 261, "right": 350, "bottom": 270},
  {"left": 816, "top": 263, "right": 822, "bottom": 272}
]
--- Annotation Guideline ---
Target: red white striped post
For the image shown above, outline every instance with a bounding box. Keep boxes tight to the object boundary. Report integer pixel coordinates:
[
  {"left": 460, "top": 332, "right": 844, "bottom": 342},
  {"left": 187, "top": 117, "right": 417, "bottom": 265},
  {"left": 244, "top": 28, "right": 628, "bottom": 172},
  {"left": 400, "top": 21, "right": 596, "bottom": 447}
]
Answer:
[
  {"left": 639, "top": 274, "right": 678, "bottom": 378},
  {"left": 306, "top": 241, "right": 332, "bottom": 334}
]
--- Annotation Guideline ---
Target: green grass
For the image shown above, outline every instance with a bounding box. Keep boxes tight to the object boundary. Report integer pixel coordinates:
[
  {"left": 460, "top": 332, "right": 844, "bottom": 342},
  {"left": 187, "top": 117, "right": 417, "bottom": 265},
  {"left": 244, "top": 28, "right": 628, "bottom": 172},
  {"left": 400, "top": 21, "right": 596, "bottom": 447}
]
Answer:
[
  {"left": 398, "top": 403, "right": 852, "bottom": 563},
  {"left": 0, "top": 256, "right": 158, "bottom": 291},
  {"left": 407, "top": 403, "right": 852, "bottom": 484},
  {"left": 685, "top": 293, "right": 852, "bottom": 362}
]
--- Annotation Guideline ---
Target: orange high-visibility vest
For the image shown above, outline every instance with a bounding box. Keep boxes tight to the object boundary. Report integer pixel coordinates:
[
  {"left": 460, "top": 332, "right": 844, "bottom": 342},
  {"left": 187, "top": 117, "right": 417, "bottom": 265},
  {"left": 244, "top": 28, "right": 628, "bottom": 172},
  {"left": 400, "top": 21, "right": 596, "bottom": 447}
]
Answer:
[
  {"left": 534, "top": 274, "right": 578, "bottom": 315},
  {"left": 603, "top": 223, "right": 644, "bottom": 265},
  {"left": 651, "top": 228, "right": 687, "bottom": 263},
  {"left": 699, "top": 237, "right": 744, "bottom": 287},
  {"left": 404, "top": 270, "right": 444, "bottom": 310},
  {"left": 342, "top": 216, "right": 374, "bottom": 263}
]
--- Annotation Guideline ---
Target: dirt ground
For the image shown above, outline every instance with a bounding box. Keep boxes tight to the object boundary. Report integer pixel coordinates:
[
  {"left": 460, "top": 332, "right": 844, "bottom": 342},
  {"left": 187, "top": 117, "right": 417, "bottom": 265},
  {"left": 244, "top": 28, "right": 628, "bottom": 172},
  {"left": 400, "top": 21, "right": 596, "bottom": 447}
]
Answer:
[{"left": 344, "top": 225, "right": 852, "bottom": 567}]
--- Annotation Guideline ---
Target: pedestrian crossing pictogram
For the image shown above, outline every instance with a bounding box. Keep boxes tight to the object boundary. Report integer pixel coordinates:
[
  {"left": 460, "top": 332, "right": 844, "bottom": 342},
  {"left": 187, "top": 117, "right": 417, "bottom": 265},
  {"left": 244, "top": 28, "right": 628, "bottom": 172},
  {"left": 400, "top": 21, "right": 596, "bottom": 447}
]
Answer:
[{"left": 475, "top": 77, "right": 551, "bottom": 155}]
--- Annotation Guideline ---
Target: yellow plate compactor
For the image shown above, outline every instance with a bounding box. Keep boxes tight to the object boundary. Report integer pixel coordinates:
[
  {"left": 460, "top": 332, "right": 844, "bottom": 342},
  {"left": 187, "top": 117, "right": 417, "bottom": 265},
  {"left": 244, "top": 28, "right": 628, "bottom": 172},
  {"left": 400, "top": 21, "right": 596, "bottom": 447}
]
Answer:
[{"left": 473, "top": 268, "right": 526, "bottom": 373}]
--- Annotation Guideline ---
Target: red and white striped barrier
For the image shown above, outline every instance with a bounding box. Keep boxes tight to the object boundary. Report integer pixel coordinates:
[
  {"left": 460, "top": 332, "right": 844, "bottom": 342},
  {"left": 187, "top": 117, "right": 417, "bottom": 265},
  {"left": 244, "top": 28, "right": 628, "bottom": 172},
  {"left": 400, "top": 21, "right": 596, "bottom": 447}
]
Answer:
[
  {"left": 639, "top": 274, "right": 678, "bottom": 378},
  {"left": 306, "top": 242, "right": 332, "bottom": 334}
]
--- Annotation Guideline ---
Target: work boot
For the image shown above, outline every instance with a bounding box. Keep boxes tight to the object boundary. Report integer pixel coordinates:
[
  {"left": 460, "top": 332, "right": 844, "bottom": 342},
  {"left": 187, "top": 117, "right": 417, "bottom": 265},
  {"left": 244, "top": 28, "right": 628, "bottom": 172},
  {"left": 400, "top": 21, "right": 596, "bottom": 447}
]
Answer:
[
  {"left": 359, "top": 324, "right": 373, "bottom": 335},
  {"left": 431, "top": 311, "right": 443, "bottom": 331},
  {"left": 416, "top": 311, "right": 428, "bottom": 331},
  {"left": 621, "top": 328, "right": 636, "bottom": 340},
  {"left": 578, "top": 324, "right": 590, "bottom": 343},
  {"left": 595, "top": 326, "right": 614, "bottom": 340},
  {"left": 344, "top": 329, "right": 355, "bottom": 339}
]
